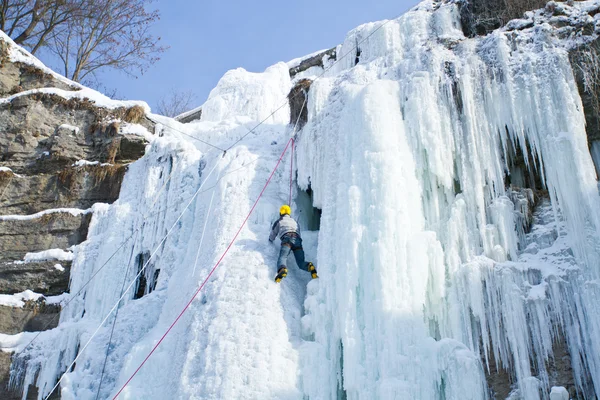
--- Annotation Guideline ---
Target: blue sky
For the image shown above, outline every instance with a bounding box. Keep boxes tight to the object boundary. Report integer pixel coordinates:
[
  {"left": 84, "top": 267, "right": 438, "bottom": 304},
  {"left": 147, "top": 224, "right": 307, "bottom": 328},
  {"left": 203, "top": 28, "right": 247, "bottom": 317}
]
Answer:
[{"left": 95, "top": 0, "right": 420, "bottom": 111}]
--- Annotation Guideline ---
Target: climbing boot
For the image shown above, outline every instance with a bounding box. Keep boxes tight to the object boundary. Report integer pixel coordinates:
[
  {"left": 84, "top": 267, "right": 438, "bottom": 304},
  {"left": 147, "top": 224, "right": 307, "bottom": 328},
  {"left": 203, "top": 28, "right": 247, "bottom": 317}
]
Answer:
[
  {"left": 274, "top": 267, "right": 288, "bottom": 283},
  {"left": 308, "top": 262, "right": 318, "bottom": 279}
]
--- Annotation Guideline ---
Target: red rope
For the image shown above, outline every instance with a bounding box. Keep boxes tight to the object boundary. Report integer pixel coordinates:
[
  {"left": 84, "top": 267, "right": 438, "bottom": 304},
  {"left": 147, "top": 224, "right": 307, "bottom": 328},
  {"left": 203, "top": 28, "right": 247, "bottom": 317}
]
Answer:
[
  {"left": 112, "top": 138, "right": 294, "bottom": 399},
  {"left": 289, "top": 138, "right": 294, "bottom": 205}
]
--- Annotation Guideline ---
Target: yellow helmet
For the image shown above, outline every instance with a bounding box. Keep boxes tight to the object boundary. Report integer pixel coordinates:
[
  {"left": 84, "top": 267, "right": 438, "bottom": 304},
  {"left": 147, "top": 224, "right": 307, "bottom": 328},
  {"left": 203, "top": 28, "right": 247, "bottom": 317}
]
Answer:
[{"left": 280, "top": 205, "right": 291, "bottom": 216}]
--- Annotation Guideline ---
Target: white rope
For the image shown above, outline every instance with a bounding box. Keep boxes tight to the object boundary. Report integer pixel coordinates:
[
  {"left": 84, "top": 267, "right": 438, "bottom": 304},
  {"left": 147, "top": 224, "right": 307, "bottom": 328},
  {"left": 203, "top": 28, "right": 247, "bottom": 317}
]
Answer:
[
  {"left": 44, "top": 155, "right": 223, "bottom": 400},
  {"left": 47, "top": 30, "right": 311, "bottom": 400},
  {"left": 192, "top": 166, "right": 221, "bottom": 276}
]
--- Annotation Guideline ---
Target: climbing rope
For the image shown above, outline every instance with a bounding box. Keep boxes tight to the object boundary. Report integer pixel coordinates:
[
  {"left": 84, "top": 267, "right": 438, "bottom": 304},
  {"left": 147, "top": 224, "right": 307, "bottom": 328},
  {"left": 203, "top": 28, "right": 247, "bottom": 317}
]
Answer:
[
  {"left": 111, "top": 137, "right": 295, "bottom": 399},
  {"left": 16, "top": 155, "right": 188, "bottom": 354},
  {"left": 98, "top": 160, "right": 223, "bottom": 398},
  {"left": 289, "top": 137, "right": 294, "bottom": 206},
  {"left": 9, "top": 150, "right": 267, "bottom": 356},
  {"left": 225, "top": 14, "right": 398, "bottom": 152},
  {"left": 42, "top": 12, "right": 399, "bottom": 397},
  {"left": 192, "top": 166, "right": 221, "bottom": 276},
  {"left": 110, "top": 17, "right": 393, "bottom": 395},
  {"left": 44, "top": 157, "right": 223, "bottom": 400},
  {"left": 289, "top": 94, "right": 307, "bottom": 205},
  {"left": 147, "top": 115, "right": 227, "bottom": 153},
  {"left": 95, "top": 229, "right": 140, "bottom": 400}
]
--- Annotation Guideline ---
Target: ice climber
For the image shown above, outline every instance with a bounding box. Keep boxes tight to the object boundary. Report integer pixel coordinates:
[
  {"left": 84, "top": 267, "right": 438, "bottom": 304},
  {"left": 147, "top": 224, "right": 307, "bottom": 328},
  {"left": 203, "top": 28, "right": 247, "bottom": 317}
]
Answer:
[{"left": 269, "top": 205, "right": 318, "bottom": 283}]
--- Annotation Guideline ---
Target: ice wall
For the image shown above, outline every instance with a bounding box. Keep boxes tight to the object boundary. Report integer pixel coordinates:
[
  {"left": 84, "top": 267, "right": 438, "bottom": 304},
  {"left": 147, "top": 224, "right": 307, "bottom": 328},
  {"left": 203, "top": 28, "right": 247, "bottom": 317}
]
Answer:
[
  {"left": 7, "top": 1, "right": 600, "bottom": 400},
  {"left": 297, "top": 1, "right": 600, "bottom": 399},
  {"left": 200, "top": 62, "right": 291, "bottom": 124},
  {"left": 8, "top": 61, "right": 308, "bottom": 400}
]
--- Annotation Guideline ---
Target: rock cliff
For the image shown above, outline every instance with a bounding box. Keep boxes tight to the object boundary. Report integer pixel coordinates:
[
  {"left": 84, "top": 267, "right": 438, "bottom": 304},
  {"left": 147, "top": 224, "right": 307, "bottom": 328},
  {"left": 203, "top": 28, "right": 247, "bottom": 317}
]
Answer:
[{"left": 0, "top": 31, "right": 155, "bottom": 399}]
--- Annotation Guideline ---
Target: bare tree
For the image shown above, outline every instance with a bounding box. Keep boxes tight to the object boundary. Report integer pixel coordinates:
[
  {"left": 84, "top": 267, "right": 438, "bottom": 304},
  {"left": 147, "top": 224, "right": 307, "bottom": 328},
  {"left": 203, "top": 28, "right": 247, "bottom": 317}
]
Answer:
[
  {"left": 47, "top": 0, "right": 166, "bottom": 83},
  {"left": 0, "top": 1, "right": 79, "bottom": 54},
  {"left": 156, "top": 88, "right": 197, "bottom": 118},
  {"left": 1, "top": 0, "right": 166, "bottom": 83}
]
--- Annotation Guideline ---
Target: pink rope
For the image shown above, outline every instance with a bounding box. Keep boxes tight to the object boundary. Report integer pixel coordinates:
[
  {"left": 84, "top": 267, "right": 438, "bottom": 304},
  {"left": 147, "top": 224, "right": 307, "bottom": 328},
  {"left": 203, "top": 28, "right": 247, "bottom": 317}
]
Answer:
[
  {"left": 289, "top": 138, "right": 294, "bottom": 205},
  {"left": 112, "top": 138, "right": 294, "bottom": 399}
]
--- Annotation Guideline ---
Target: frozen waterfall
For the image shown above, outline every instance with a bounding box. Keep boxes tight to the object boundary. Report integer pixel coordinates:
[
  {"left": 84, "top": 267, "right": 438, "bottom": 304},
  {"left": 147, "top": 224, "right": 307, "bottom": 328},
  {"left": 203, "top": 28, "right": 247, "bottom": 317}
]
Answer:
[{"left": 8, "top": 1, "right": 600, "bottom": 399}]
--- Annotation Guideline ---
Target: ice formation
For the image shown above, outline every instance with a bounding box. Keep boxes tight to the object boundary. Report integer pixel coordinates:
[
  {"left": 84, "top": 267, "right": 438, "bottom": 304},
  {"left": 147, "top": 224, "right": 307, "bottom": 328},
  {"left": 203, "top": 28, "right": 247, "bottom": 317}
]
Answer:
[{"left": 5, "top": 1, "right": 600, "bottom": 400}]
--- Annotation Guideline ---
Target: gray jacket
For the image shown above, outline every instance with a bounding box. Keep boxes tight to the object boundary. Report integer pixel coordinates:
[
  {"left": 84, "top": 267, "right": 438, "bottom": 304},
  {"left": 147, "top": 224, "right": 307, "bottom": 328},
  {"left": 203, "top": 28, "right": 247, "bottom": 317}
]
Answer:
[{"left": 269, "top": 215, "right": 300, "bottom": 241}]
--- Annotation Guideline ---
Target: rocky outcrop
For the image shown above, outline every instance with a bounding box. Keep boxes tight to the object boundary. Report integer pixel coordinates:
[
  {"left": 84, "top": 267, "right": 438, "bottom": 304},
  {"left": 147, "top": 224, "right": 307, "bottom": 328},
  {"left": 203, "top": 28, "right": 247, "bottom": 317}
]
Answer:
[
  {"left": 0, "top": 40, "right": 77, "bottom": 97},
  {"left": 289, "top": 47, "right": 336, "bottom": 78},
  {"left": 0, "top": 261, "right": 70, "bottom": 296},
  {"left": 288, "top": 78, "right": 312, "bottom": 128},
  {"left": 457, "top": 0, "right": 548, "bottom": 37},
  {"left": 0, "top": 212, "right": 91, "bottom": 261},
  {"left": 0, "top": 165, "right": 128, "bottom": 216},
  {"left": 0, "top": 94, "right": 150, "bottom": 174},
  {"left": 0, "top": 33, "right": 154, "bottom": 398},
  {"left": 570, "top": 37, "right": 600, "bottom": 143},
  {"left": 0, "top": 302, "right": 60, "bottom": 335},
  {"left": 175, "top": 107, "right": 202, "bottom": 124},
  {"left": 286, "top": 48, "right": 338, "bottom": 127}
]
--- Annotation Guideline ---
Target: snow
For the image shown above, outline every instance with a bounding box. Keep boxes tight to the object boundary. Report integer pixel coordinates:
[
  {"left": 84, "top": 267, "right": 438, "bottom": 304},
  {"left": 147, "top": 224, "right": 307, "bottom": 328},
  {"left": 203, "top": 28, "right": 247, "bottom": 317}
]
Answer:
[
  {"left": 0, "top": 30, "right": 84, "bottom": 91},
  {"left": 0, "top": 331, "right": 39, "bottom": 353},
  {"left": 54, "top": 264, "right": 65, "bottom": 272},
  {"left": 200, "top": 62, "right": 291, "bottom": 123},
  {"left": 7, "top": 1, "right": 600, "bottom": 400},
  {"left": 0, "top": 31, "right": 152, "bottom": 113},
  {"left": 0, "top": 290, "right": 43, "bottom": 308},
  {"left": 174, "top": 105, "right": 202, "bottom": 121},
  {"left": 0, "top": 291, "right": 68, "bottom": 310},
  {"left": 72, "top": 160, "right": 117, "bottom": 168},
  {"left": 24, "top": 249, "right": 74, "bottom": 263},
  {"left": 72, "top": 160, "right": 99, "bottom": 167},
  {"left": 46, "top": 293, "right": 70, "bottom": 305},
  {"left": 0, "top": 207, "right": 91, "bottom": 221},
  {"left": 0, "top": 87, "right": 150, "bottom": 113},
  {"left": 121, "top": 122, "right": 155, "bottom": 142},
  {"left": 291, "top": 65, "right": 323, "bottom": 81},
  {"left": 286, "top": 48, "right": 330, "bottom": 69},
  {"left": 59, "top": 124, "right": 80, "bottom": 135}
]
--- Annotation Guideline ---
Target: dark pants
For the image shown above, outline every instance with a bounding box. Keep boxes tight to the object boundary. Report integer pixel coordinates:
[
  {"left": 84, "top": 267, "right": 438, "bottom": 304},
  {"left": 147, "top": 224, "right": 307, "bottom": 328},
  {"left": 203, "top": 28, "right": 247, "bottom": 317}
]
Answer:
[{"left": 277, "top": 234, "right": 310, "bottom": 271}]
